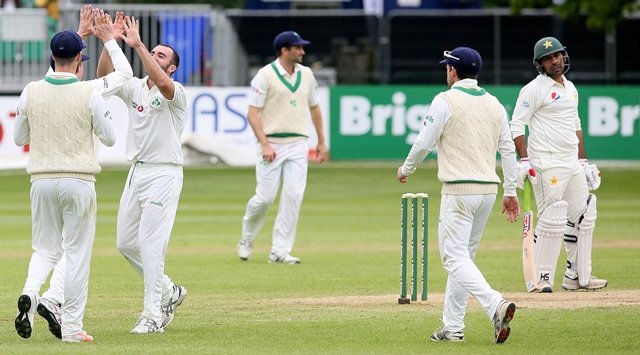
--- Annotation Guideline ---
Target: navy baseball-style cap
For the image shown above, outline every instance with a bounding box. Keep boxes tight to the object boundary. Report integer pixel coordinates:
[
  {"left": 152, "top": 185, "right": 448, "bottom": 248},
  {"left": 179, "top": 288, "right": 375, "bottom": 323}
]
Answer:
[
  {"left": 50, "top": 30, "right": 90, "bottom": 61},
  {"left": 273, "top": 31, "right": 311, "bottom": 51},
  {"left": 439, "top": 47, "right": 482, "bottom": 75}
]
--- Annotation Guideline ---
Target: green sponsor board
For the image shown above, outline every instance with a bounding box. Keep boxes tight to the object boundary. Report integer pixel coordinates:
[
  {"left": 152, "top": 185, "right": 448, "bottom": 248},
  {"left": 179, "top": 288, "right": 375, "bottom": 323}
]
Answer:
[{"left": 330, "top": 85, "right": 640, "bottom": 160}]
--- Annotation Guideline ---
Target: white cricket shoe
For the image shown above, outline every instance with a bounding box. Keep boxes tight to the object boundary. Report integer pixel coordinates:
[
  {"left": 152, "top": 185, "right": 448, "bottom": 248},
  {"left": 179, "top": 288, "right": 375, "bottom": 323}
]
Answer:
[
  {"left": 161, "top": 285, "right": 187, "bottom": 329},
  {"left": 532, "top": 280, "right": 553, "bottom": 293},
  {"left": 493, "top": 300, "right": 516, "bottom": 344},
  {"left": 268, "top": 252, "right": 300, "bottom": 264},
  {"left": 130, "top": 316, "right": 164, "bottom": 334},
  {"left": 37, "top": 297, "right": 62, "bottom": 339},
  {"left": 430, "top": 326, "right": 464, "bottom": 342},
  {"left": 237, "top": 240, "right": 253, "bottom": 261},
  {"left": 561, "top": 275, "right": 608, "bottom": 291},
  {"left": 62, "top": 330, "right": 94, "bottom": 342},
  {"left": 15, "top": 293, "right": 37, "bottom": 339}
]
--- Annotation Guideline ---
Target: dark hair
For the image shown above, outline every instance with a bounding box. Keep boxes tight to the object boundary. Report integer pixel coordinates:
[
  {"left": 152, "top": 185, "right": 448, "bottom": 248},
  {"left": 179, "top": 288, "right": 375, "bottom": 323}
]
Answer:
[
  {"left": 275, "top": 47, "right": 287, "bottom": 57},
  {"left": 158, "top": 43, "right": 180, "bottom": 68},
  {"left": 457, "top": 71, "right": 478, "bottom": 80},
  {"left": 53, "top": 56, "right": 75, "bottom": 67}
]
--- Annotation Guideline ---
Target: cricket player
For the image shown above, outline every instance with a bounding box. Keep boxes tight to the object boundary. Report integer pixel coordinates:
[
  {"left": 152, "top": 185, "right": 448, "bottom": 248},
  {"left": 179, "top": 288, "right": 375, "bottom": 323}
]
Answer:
[
  {"left": 97, "top": 15, "right": 187, "bottom": 334},
  {"left": 14, "top": 27, "right": 117, "bottom": 342},
  {"left": 397, "top": 47, "right": 519, "bottom": 344},
  {"left": 236, "top": 31, "right": 329, "bottom": 264},
  {"left": 30, "top": 7, "right": 135, "bottom": 340},
  {"left": 511, "top": 36, "right": 607, "bottom": 292}
]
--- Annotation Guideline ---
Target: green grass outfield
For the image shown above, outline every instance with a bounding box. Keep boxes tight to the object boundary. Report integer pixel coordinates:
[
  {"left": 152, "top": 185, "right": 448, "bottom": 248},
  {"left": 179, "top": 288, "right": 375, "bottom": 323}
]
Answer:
[{"left": 1, "top": 163, "right": 639, "bottom": 354}]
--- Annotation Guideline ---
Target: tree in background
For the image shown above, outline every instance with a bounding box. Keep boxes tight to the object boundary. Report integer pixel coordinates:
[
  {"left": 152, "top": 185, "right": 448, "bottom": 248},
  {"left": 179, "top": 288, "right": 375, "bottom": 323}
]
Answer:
[{"left": 508, "top": 0, "right": 640, "bottom": 32}]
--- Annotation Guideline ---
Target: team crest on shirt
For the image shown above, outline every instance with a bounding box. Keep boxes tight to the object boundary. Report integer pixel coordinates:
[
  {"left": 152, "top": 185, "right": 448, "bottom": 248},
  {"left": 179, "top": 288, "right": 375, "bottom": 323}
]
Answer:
[
  {"left": 424, "top": 115, "right": 434, "bottom": 125},
  {"left": 550, "top": 92, "right": 561, "bottom": 101},
  {"left": 289, "top": 99, "right": 297, "bottom": 107},
  {"left": 151, "top": 96, "right": 163, "bottom": 109}
]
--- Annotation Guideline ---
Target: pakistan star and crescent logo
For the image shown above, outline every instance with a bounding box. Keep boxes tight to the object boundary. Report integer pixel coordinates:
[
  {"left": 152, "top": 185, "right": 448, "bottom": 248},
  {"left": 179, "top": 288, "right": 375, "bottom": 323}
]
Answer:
[{"left": 543, "top": 40, "right": 553, "bottom": 49}]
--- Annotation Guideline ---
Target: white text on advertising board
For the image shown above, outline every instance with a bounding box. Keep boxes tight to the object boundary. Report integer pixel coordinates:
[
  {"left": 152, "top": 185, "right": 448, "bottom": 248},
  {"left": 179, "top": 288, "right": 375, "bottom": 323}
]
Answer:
[
  {"left": 589, "top": 97, "right": 639, "bottom": 136},
  {"left": 340, "top": 92, "right": 429, "bottom": 144}
]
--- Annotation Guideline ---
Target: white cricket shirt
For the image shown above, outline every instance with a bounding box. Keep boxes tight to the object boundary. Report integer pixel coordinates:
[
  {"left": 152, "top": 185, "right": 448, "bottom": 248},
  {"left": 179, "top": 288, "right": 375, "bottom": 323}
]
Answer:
[
  {"left": 115, "top": 77, "right": 187, "bottom": 165},
  {"left": 510, "top": 74, "right": 581, "bottom": 159}
]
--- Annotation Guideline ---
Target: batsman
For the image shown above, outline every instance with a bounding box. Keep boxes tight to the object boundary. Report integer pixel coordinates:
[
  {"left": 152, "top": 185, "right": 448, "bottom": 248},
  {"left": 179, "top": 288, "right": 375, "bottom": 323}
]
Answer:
[{"left": 511, "top": 36, "right": 608, "bottom": 292}]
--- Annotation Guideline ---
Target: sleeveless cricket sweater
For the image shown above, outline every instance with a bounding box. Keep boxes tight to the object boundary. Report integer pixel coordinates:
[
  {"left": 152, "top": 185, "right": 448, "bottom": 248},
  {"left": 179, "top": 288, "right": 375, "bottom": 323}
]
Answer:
[
  {"left": 259, "top": 62, "right": 314, "bottom": 144},
  {"left": 25, "top": 77, "right": 100, "bottom": 182},
  {"left": 437, "top": 87, "right": 504, "bottom": 195}
]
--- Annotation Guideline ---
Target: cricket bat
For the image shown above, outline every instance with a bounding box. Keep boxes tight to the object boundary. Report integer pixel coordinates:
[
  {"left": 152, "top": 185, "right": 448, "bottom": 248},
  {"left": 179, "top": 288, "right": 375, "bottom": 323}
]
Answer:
[{"left": 522, "top": 178, "right": 539, "bottom": 292}]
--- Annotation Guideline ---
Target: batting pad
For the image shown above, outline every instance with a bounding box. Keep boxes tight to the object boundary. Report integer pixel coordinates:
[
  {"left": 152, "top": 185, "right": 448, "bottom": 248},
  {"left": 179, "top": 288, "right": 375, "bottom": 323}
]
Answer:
[
  {"left": 535, "top": 200, "right": 568, "bottom": 288},
  {"left": 577, "top": 194, "right": 597, "bottom": 287}
]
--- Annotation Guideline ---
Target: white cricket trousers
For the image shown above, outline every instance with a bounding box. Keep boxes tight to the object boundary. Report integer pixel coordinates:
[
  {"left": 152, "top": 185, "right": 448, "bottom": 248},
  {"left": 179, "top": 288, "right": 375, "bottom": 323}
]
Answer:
[
  {"left": 242, "top": 140, "right": 308, "bottom": 257},
  {"left": 116, "top": 163, "right": 182, "bottom": 323},
  {"left": 438, "top": 194, "right": 503, "bottom": 332},
  {"left": 530, "top": 156, "right": 588, "bottom": 224},
  {"left": 23, "top": 178, "right": 96, "bottom": 337}
]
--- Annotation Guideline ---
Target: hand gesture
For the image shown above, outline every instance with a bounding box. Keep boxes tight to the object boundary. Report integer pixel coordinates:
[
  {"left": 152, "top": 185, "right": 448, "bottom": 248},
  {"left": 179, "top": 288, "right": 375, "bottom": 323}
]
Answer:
[
  {"left": 112, "top": 11, "right": 126, "bottom": 39},
  {"left": 118, "top": 16, "right": 142, "bottom": 48},
  {"left": 93, "top": 10, "right": 115, "bottom": 42},
  {"left": 77, "top": 4, "right": 95, "bottom": 39}
]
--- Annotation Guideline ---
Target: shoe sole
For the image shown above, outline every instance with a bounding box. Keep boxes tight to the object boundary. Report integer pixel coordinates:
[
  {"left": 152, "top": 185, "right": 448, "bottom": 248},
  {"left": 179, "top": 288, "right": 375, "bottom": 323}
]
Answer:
[
  {"left": 496, "top": 303, "right": 516, "bottom": 344},
  {"left": 37, "top": 303, "right": 62, "bottom": 339},
  {"left": 15, "top": 295, "right": 33, "bottom": 339},
  {"left": 268, "top": 257, "right": 301, "bottom": 264},
  {"left": 430, "top": 335, "right": 464, "bottom": 342},
  {"left": 562, "top": 281, "right": 608, "bottom": 291}
]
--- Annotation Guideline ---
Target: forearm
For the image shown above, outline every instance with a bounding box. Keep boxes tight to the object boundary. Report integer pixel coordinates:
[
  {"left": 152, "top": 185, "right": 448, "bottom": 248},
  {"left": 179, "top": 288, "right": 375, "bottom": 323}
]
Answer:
[
  {"left": 513, "top": 135, "right": 528, "bottom": 159},
  {"left": 247, "top": 107, "right": 269, "bottom": 146},
  {"left": 134, "top": 43, "right": 174, "bottom": 98},
  {"left": 310, "top": 105, "right": 325, "bottom": 145},
  {"left": 97, "top": 47, "right": 113, "bottom": 78},
  {"left": 576, "top": 130, "right": 587, "bottom": 159}
]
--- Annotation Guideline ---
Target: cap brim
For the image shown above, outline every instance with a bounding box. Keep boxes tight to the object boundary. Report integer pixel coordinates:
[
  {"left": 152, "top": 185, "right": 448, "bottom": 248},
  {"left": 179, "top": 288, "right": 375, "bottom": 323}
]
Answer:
[
  {"left": 81, "top": 54, "right": 90, "bottom": 62},
  {"left": 439, "top": 58, "right": 453, "bottom": 65},
  {"left": 291, "top": 39, "right": 311, "bottom": 47}
]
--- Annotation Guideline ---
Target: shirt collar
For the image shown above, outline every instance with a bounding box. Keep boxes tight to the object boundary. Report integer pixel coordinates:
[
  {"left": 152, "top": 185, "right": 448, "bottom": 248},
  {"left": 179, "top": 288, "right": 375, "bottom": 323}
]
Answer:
[
  {"left": 451, "top": 78, "right": 479, "bottom": 90},
  {"left": 537, "top": 73, "right": 565, "bottom": 88},
  {"left": 45, "top": 72, "right": 78, "bottom": 80},
  {"left": 273, "top": 59, "right": 300, "bottom": 76}
]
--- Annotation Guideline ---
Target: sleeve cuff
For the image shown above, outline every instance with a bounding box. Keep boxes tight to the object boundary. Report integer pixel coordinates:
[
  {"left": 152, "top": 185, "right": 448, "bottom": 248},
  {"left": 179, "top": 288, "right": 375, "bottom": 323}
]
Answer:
[{"left": 103, "top": 39, "right": 118, "bottom": 52}]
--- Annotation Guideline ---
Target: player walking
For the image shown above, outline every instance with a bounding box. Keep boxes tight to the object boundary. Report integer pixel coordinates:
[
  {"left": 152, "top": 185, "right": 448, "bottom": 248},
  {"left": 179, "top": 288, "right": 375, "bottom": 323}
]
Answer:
[
  {"left": 397, "top": 47, "right": 520, "bottom": 344},
  {"left": 236, "top": 31, "right": 329, "bottom": 264}
]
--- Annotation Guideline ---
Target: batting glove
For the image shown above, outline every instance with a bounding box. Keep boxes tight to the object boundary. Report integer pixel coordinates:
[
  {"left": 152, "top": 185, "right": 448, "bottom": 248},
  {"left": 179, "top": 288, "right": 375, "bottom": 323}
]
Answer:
[
  {"left": 516, "top": 158, "right": 537, "bottom": 190},
  {"left": 579, "top": 159, "right": 601, "bottom": 190}
]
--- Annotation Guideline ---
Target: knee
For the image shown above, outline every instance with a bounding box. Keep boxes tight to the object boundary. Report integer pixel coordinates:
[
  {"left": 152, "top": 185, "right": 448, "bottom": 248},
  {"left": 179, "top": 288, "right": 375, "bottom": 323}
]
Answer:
[
  {"left": 254, "top": 193, "right": 276, "bottom": 206},
  {"left": 116, "top": 237, "right": 134, "bottom": 255}
]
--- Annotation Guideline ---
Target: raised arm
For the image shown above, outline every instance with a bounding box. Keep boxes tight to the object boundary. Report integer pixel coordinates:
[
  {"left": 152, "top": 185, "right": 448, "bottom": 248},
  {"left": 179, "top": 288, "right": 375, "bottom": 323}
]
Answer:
[
  {"left": 77, "top": 4, "right": 95, "bottom": 40},
  {"left": 96, "top": 11, "right": 125, "bottom": 78},
  {"left": 120, "top": 16, "right": 176, "bottom": 99}
]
